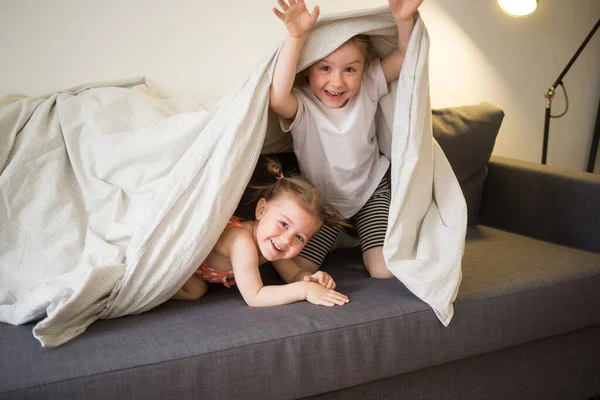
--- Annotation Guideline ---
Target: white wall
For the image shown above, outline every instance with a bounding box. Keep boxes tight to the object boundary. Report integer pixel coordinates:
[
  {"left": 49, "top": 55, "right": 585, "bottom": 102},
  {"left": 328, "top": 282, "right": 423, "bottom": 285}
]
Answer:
[
  {"left": 1, "top": 0, "right": 599, "bottom": 172},
  {"left": 421, "top": 0, "right": 600, "bottom": 173}
]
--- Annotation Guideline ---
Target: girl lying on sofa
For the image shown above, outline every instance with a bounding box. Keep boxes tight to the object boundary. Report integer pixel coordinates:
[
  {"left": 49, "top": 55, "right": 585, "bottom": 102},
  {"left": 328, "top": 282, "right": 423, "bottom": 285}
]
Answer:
[{"left": 172, "top": 158, "right": 349, "bottom": 307}]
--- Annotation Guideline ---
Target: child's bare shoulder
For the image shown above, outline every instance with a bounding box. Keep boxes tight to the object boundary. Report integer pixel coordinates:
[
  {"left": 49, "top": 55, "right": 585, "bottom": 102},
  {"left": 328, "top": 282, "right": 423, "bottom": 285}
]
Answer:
[{"left": 214, "top": 223, "right": 255, "bottom": 255}]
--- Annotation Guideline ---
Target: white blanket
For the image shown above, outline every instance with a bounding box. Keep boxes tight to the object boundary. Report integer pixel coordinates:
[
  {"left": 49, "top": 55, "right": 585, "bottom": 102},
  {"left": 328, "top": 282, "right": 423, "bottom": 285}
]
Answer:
[{"left": 0, "top": 7, "right": 466, "bottom": 347}]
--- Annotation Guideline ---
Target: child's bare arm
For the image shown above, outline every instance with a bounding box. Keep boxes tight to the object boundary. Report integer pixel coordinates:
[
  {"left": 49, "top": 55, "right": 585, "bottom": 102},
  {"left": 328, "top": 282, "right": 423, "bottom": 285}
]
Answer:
[
  {"left": 272, "top": 258, "right": 312, "bottom": 283},
  {"left": 228, "top": 231, "right": 347, "bottom": 306},
  {"left": 380, "top": 0, "right": 423, "bottom": 83},
  {"left": 270, "top": 0, "right": 320, "bottom": 119},
  {"left": 230, "top": 236, "right": 306, "bottom": 306},
  {"left": 270, "top": 35, "right": 303, "bottom": 119},
  {"left": 273, "top": 259, "right": 337, "bottom": 289}
]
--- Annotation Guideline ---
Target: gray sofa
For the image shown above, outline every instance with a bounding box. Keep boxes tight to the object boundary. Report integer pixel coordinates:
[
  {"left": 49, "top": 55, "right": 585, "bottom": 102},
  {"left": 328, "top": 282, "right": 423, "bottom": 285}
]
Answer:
[{"left": 1, "top": 106, "right": 600, "bottom": 399}]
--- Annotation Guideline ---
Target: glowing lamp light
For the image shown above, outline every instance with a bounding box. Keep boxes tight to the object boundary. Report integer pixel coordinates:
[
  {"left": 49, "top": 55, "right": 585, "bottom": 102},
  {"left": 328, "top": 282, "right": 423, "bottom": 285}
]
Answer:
[{"left": 496, "top": 0, "right": 538, "bottom": 18}]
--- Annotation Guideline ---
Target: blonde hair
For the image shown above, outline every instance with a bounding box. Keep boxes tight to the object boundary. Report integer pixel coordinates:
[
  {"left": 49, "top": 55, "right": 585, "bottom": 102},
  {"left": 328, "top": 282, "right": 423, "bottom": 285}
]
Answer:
[
  {"left": 347, "top": 34, "right": 377, "bottom": 71},
  {"left": 295, "top": 34, "right": 377, "bottom": 86},
  {"left": 251, "top": 158, "right": 347, "bottom": 229}
]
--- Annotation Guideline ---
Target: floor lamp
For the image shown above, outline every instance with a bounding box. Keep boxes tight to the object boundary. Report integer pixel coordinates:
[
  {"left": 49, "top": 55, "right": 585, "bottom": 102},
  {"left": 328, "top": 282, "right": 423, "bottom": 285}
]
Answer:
[
  {"left": 542, "top": 18, "right": 600, "bottom": 171},
  {"left": 496, "top": 0, "right": 600, "bottom": 172}
]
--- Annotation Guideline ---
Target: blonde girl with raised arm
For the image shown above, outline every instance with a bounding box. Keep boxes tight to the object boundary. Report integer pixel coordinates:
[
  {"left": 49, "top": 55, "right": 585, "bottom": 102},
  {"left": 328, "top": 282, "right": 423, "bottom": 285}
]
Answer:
[
  {"left": 173, "top": 159, "right": 349, "bottom": 307},
  {"left": 270, "top": 0, "right": 422, "bottom": 279}
]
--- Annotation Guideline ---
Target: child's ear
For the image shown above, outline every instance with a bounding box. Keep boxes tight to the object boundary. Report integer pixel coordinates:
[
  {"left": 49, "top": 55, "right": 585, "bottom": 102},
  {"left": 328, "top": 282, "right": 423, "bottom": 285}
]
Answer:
[{"left": 255, "top": 198, "right": 267, "bottom": 220}]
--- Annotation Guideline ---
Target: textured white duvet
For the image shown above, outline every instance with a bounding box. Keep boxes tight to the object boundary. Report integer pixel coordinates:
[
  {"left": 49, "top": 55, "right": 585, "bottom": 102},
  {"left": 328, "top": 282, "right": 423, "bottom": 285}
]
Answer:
[{"left": 0, "top": 7, "right": 466, "bottom": 347}]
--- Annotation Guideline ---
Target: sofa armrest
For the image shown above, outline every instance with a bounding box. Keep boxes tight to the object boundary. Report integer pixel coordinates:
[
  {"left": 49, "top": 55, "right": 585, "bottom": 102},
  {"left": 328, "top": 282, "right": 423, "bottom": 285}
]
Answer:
[{"left": 479, "top": 155, "right": 600, "bottom": 253}]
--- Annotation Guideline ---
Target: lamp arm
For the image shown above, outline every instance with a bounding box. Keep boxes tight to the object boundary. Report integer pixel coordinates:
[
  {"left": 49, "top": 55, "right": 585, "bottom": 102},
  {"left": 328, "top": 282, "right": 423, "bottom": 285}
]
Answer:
[
  {"left": 541, "top": 18, "right": 600, "bottom": 165},
  {"left": 549, "top": 18, "right": 600, "bottom": 91}
]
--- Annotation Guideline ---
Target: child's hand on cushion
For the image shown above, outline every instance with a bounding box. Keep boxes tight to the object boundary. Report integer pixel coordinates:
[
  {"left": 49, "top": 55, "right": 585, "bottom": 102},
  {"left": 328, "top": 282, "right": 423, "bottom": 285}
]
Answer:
[
  {"left": 303, "top": 270, "right": 336, "bottom": 289},
  {"left": 305, "top": 282, "right": 349, "bottom": 306}
]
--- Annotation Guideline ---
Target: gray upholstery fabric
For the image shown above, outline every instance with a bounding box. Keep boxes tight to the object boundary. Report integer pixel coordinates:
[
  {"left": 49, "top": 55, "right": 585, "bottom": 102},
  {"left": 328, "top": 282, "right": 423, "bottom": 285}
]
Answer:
[
  {"left": 1, "top": 226, "right": 599, "bottom": 399},
  {"left": 432, "top": 102, "right": 504, "bottom": 224},
  {"left": 481, "top": 156, "right": 600, "bottom": 253},
  {"left": 305, "top": 325, "right": 600, "bottom": 400}
]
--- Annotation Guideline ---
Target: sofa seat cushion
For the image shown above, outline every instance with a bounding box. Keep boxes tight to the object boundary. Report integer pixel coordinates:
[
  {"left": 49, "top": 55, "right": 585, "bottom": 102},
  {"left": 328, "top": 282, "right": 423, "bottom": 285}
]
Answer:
[{"left": 1, "top": 226, "right": 599, "bottom": 400}]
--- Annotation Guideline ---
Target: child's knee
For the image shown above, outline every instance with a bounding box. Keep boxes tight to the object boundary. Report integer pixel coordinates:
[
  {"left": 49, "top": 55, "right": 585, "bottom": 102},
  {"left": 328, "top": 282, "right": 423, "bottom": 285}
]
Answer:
[
  {"left": 366, "top": 263, "right": 394, "bottom": 279},
  {"left": 192, "top": 281, "right": 208, "bottom": 300},
  {"left": 176, "top": 277, "right": 208, "bottom": 300},
  {"left": 189, "top": 279, "right": 208, "bottom": 299},
  {"left": 363, "top": 247, "right": 394, "bottom": 279},
  {"left": 294, "top": 255, "right": 319, "bottom": 274}
]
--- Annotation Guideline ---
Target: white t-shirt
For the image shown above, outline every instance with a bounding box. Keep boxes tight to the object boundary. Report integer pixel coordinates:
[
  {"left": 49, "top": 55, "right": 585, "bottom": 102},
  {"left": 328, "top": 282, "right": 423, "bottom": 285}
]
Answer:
[{"left": 280, "top": 58, "right": 390, "bottom": 219}]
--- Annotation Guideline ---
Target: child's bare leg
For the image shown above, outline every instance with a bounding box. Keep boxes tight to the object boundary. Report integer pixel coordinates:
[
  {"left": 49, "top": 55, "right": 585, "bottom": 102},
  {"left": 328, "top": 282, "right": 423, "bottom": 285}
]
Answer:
[
  {"left": 293, "top": 255, "right": 319, "bottom": 274},
  {"left": 363, "top": 246, "right": 394, "bottom": 278},
  {"left": 172, "top": 275, "right": 208, "bottom": 300}
]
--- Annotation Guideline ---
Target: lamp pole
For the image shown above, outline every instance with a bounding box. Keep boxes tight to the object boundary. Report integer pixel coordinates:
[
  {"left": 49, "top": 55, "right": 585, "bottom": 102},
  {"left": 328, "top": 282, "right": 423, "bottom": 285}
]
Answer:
[
  {"left": 541, "top": 17, "right": 600, "bottom": 167},
  {"left": 587, "top": 95, "right": 600, "bottom": 173}
]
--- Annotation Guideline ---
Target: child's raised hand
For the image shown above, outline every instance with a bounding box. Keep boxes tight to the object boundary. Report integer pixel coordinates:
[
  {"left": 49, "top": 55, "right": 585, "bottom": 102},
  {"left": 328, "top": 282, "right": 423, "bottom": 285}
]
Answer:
[
  {"left": 303, "top": 270, "right": 336, "bottom": 289},
  {"left": 305, "top": 282, "right": 349, "bottom": 306},
  {"left": 388, "top": 0, "right": 423, "bottom": 21},
  {"left": 273, "top": 0, "right": 320, "bottom": 38}
]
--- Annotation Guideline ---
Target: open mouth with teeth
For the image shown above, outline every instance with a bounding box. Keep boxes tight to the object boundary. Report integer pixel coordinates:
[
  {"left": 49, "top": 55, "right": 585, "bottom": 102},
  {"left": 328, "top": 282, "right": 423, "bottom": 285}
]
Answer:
[
  {"left": 324, "top": 90, "right": 344, "bottom": 99},
  {"left": 270, "top": 239, "right": 284, "bottom": 253}
]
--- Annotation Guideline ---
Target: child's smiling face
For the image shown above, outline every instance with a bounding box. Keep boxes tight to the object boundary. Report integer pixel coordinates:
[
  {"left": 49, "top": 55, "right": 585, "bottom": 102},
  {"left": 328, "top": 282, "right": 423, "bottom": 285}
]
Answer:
[
  {"left": 306, "top": 40, "right": 366, "bottom": 108},
  {"left": 253, "top": 194, "right": 321, "bottom": 262}
]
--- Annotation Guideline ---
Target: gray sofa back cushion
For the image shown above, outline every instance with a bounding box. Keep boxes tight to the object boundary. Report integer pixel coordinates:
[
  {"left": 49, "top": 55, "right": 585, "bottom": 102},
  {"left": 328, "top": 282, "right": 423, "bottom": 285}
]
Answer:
[{"left": 432, "top": 102, "right": 504, "bottom": 224}]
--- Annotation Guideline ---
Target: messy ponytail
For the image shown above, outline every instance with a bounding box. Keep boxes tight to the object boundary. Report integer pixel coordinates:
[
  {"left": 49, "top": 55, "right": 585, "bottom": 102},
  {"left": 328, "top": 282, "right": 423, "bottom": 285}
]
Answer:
[{"left": 251, "top": 158, "right": 347, "bottom": 229}]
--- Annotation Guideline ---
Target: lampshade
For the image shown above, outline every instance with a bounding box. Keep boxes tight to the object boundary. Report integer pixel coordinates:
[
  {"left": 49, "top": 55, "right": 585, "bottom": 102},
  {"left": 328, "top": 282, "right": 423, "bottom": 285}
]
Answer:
[{"left": 496, "top": 0, "right": 538, "bottom": 18}]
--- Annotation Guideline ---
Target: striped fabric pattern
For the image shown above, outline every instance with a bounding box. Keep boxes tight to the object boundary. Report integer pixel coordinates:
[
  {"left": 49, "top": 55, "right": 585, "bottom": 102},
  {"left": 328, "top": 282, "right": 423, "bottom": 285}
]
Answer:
[
  {"left": 299, "top": 176, "right": 391, "bottom": 267},
  {"left": 0, "top": 6, "right": 465, "bottom": 347},
  {"left": 353, "top": 176, "right": 391, "bottom": 253}
]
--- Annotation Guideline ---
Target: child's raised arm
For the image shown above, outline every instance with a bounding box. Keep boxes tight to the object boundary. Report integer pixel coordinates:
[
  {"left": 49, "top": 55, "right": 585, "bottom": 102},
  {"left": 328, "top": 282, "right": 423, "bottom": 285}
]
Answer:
[
  {"left": 380, "top": 0, "right": 423, "bottom": 83},
  {"left": 270, "top": 0, "right": 320, "bottom": 120}
]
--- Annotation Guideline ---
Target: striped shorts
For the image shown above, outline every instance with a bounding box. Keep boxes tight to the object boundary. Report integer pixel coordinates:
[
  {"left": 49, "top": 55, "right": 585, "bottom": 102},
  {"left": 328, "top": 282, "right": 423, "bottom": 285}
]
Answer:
[{"left": 298, "top": 175, "right": 391, "bottom": 267}]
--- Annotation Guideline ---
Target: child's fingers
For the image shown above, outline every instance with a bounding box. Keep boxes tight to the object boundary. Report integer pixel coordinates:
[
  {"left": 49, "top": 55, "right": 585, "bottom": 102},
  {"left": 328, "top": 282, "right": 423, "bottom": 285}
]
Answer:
[
  {"left": 272, "top": 7, "right": 285, "bottom": 19},
  {"left": 311, "top": 6, "right": 320, "bottom": 21},
  {"left": 277, "top": 0, "right": 290, "bottom": 11},
  {"left": 325, "top": 292, "right": 349, "bottom": 305},
  {"left": 319, "top": 273, "right": 335, "bottom": 289},
  {"left": 305, "top": 275, "right": 322, "bottom": 284},
  {"left": 307, "top": 285, "right": 348, "bottom": 306},
  {"left": 327, "top": 290, "right": 349, "bottom": 301}
]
